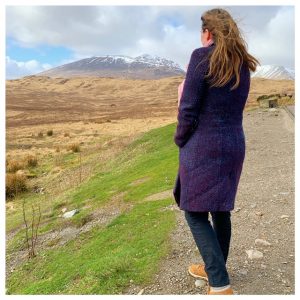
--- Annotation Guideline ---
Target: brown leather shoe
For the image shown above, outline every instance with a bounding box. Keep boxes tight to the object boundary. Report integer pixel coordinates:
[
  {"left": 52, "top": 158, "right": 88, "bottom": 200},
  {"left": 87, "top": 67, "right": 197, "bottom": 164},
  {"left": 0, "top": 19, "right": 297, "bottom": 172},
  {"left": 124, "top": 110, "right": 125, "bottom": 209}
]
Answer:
[
  {"left": 188, "top": 264, "right": 208, "bottom": 280},
  {"left": 207, "top": 285, "right": 234, "bottom": 295}
]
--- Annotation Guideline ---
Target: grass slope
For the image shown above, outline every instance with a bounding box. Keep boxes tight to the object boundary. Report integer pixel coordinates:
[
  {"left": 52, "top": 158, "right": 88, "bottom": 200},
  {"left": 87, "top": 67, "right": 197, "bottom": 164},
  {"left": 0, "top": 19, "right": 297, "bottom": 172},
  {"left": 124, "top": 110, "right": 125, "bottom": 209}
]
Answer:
[{"left": 7, "top": 122, "right": 179, "bottom": 294}]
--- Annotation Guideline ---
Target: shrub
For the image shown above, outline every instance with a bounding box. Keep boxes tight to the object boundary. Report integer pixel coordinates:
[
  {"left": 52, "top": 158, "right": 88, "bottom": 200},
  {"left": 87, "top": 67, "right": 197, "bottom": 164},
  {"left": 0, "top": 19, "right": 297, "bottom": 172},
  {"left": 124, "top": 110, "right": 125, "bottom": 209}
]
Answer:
[
  {"left": 47, "top": 130, "right": 53, "bottom": 136},
  {"left": 25, "top": 154, "right": 38, "bottom": 168},
  {"left": 38, "top": 131, "right": 43, "bottom": 138},
  {"left": 6, "top": 159, "right": 26, "bottom": 173},
  {"left": 64, "top": 132, "right": 70, "bottom": 137},
  {"left": 67, "top": 143, "right": 80, "bottom": 153},
  {"left": 6, "top": 173, "right": 28, "bottom": 199}
]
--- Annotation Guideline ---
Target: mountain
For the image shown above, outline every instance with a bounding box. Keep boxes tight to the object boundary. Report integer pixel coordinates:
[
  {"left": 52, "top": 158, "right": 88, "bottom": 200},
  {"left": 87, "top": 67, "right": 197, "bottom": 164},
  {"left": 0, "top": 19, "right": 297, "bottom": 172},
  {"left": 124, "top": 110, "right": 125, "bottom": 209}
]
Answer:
[
  {"left": 37, "top": 54, "right": 185, "bottom": 79},
  {"left": 250, "top": 65, "right": 294, "bottom": 80}
]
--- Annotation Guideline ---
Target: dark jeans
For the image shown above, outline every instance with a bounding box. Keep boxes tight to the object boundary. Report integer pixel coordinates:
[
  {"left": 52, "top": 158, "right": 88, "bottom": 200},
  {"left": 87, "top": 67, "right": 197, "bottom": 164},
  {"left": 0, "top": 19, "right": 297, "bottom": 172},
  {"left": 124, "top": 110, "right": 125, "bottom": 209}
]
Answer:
[{"left": 184, "top": 210, "right": 231, "bottom": 287}]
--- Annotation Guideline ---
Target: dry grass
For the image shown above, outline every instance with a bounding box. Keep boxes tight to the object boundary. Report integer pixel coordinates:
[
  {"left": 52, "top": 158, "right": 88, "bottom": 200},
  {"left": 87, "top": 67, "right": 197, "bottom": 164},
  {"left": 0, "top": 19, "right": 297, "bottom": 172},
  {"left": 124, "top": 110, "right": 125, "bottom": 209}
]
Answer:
[
  {"left": 67, "top": 143, "right": 80, "bottom": 153},
  {"left": 25, "top": 154, "right": 38, "bottom": 167},
  {"left": 6, "top": 159, "right": 26, "bottom": 173},
  {"left": 6, "top": 173, "right": 28, "bottom": 199}
]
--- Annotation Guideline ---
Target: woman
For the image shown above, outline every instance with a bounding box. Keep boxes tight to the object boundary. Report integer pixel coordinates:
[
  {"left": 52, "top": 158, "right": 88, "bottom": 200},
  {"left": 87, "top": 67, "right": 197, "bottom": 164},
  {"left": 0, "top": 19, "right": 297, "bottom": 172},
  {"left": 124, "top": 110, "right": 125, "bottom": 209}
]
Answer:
[{"left": 173, "top": 8, "right": 260, "bottom": 295}]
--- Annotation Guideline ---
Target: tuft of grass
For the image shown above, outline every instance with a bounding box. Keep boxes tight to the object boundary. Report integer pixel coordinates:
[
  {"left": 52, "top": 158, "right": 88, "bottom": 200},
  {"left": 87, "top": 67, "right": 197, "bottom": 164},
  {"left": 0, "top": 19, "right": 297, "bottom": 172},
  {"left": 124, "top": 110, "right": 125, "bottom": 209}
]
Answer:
[
  {"left": 67, "top": 143, "right": 80, "bottom": 153},
  {"left": 6, "top": 159, "right": 26, "bottom": 173},
  {"left": 46, "top": 130, "right": 53, "bottom": 136},
  {"left": 25, "top": 154, "right": 38, "bottom": 168},
  {"left": 6, "top": 173, "right": 28, "bottom": 199}
]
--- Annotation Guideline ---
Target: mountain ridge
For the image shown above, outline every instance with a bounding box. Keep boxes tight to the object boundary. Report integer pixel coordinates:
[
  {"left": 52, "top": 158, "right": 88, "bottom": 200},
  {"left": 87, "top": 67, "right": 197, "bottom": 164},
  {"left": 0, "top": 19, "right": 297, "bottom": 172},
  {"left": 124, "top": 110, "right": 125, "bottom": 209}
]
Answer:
[{"left": 37, "top": 54, "right": 185, "bottom": 79}]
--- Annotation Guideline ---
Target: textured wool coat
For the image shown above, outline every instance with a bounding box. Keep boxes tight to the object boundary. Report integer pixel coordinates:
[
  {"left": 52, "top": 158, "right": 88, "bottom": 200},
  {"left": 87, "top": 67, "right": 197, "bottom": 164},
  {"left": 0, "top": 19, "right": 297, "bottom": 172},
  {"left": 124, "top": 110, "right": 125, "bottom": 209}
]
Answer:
[{"left": 173, "top": 43, "right": 250, "bottom": 212}]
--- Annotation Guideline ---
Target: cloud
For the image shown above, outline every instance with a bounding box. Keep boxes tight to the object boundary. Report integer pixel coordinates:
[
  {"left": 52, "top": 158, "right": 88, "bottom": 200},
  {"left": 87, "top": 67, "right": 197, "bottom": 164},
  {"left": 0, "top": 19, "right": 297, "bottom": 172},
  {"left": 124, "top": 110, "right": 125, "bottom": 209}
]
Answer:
[
  {"left": 240, "top": 6, "right": 294, "bottom": 68},
  {"left": 6, "top": 5, "right": 295, "bottom": 71},
  {"left": 6, "top": 56, "right": 52, "bottom": 79}
]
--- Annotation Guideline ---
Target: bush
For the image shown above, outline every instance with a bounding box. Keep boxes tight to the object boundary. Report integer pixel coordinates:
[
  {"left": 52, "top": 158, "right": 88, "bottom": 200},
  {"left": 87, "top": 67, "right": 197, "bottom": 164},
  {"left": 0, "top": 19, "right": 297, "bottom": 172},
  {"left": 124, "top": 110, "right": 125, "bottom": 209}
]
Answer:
[
  {"left": 25, "top": 154, "right": 38, "bottom": 168},
  {"left": 64, "top": 132, "right": 70, "bottom": 137},
  {"left": 47, "top": 130, "right": 53, "bottom": 136},
  {"left": 67, "top": 143, "right": 80, "bottom": 153},
  {"left": 38, "top": 131, "right": 43, "bottom": 138},
  {"left": 6, "top": 159, "right": 26, "bottom": 173},
  {"left": 6, "top": 173, "right": 28, "bottom": 199}
]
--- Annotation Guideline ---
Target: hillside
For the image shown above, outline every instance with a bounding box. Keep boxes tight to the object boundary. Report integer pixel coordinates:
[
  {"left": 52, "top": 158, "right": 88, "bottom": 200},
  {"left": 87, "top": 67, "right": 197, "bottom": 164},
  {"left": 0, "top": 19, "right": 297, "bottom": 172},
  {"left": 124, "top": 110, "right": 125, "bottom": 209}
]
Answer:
[{"left": 6, "top": 75, "right": 295, "bottom": 128}]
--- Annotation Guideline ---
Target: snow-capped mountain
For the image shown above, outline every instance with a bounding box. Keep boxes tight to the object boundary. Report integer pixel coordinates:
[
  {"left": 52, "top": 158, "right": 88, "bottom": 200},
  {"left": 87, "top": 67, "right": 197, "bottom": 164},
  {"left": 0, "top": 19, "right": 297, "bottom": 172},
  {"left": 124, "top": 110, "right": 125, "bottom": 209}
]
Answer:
[
  {"left": 37, "top": 54, "right": 185, "bottom": 79},
  {"left": 250, "top": 65, "right": 294, "bottom": 80}
]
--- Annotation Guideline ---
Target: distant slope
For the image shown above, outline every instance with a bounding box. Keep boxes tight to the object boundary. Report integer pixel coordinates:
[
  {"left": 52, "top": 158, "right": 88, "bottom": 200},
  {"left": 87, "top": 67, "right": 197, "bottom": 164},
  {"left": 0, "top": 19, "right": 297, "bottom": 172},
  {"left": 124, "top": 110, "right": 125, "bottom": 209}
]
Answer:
[
  {"left": 251, "top": 65, "right": 294, "bottom": 80},
  {"left": 37, "top": 54, "right": 185, "bottom": 79}
]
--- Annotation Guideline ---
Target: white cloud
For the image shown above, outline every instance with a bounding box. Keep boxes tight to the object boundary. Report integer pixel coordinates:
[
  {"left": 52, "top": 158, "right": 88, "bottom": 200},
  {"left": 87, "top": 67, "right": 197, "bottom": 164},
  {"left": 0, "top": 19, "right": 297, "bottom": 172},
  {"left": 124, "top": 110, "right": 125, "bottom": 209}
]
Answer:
[
  {"left": 245, "top": 6, "right": 294, "bottom": 69},
  {"left": 6, "top": 56, "right": 52, "bottom": 79},
  {"left": 6, "top": 6, "right": 295, "bottom": 71}
]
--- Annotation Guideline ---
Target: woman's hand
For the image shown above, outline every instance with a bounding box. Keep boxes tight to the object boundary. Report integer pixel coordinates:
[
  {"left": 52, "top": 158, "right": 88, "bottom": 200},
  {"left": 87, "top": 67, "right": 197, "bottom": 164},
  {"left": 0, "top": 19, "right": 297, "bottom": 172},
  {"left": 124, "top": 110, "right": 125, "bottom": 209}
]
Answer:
[{"left": 178, "top": 79, "right": 185, "bottom": 107}]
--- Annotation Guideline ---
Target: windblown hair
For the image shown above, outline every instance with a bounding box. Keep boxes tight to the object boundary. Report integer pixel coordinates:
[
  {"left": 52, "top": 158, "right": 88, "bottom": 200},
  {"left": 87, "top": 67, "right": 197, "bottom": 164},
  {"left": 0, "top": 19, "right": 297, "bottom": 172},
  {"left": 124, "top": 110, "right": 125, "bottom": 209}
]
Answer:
[{"left": 198, "top": 8, "right": 260, "bottom": 90}]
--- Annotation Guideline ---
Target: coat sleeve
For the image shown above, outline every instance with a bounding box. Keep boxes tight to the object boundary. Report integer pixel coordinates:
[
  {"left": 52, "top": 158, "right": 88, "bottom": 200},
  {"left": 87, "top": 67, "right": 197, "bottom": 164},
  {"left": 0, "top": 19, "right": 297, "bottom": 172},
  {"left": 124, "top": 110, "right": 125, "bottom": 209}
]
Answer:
[{"left": 174, "top": 48, "right": 209, "bottom": 148}]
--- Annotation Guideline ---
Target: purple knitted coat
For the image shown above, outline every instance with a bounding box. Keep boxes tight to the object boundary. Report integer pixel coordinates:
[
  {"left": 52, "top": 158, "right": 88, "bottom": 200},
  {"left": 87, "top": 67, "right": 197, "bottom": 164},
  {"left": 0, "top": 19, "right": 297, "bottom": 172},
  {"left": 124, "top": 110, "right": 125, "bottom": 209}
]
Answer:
[{"left": 173, "top": 43, "right": 250, "bottom": 212}]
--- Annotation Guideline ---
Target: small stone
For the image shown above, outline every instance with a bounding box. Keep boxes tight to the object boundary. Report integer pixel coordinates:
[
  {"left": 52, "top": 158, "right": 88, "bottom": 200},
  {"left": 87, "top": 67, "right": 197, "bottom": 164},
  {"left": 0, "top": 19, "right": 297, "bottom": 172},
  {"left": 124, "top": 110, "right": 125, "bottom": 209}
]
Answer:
[
  {"left": 61, "top": 207, "right": 67, "bottom": 213},
  {"left": 137, "top": 289, "right": 144, "bottom": 295},
  {"left": 280, "top": 215, "right": 289, "bottom": 219},
  {"left": 195, "top": 279, "right": 206, "bottom": 288},
  {"left": 238, "top": 268, "right": 248, "bottom": 275},
  {"left": 246, "top": 249, "right": 264, "bottom": 260},
  {"left": 255, "top": 239, "right": 272, "bottom": 246},
  {"left": 255, "top": 211, "right": 264, "bottom": 216},
  {"left": 260, "top": 264, "right": 267, "bottom": 269},
  {"left": 63, "top": 209, "right": 79, "bottom": 218},
  {"left": 279, "top": 192, "right": 290, "bottom": 195}
]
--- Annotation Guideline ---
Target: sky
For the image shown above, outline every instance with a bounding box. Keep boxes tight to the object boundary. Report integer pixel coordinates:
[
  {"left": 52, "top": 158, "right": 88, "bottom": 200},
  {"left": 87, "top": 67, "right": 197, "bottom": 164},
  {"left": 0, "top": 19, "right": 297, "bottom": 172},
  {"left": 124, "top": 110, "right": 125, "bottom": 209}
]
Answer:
[{"left": 5, "top": 5, "right": 295, "bottom": 79}]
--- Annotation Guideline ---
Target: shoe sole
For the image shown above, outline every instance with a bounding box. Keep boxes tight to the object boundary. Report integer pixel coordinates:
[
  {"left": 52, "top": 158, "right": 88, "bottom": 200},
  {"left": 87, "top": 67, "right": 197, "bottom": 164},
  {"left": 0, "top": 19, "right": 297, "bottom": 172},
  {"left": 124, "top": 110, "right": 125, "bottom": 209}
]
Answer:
[{"left": 188, "top": 267, "right": 208, "bottom": 281}]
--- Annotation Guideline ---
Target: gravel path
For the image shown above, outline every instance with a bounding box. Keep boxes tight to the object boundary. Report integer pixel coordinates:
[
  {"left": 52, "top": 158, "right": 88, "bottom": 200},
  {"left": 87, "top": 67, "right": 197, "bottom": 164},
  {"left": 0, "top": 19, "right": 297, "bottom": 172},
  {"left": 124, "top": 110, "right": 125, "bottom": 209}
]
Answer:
[{"left": 124, "top": 106, "right": 295, "bottom": 295}]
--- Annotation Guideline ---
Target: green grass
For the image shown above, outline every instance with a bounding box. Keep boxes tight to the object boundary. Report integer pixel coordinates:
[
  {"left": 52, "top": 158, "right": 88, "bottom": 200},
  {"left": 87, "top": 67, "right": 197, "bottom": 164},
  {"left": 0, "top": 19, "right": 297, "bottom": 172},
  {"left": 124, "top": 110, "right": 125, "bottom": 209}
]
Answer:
[
  {"left": 69, "top": 124, "right": 178, "bottom": 207},
  {"left": 6, "top": 122, "right": 180, "bottom": 294}
]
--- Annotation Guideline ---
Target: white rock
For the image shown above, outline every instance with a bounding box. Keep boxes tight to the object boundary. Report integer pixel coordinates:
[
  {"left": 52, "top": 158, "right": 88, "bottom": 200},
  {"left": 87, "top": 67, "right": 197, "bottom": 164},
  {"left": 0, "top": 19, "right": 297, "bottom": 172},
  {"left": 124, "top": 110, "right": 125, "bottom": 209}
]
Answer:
[
  {"left": 195, "top": 279, "right": 206, "bottom": 288},
  {"left": 137, "top": 289, "right": 144, "bottom": 295},
  {"left": 246, "top": 249, "right": 264, "bottom": 260},
  {"left": 260, "top": 264, "right": 267, "bottom": 269},
  {"left": 280, "top": 215, "right": 289, "bottom": 219},
  {"left": 255, "top": 239, "right": 272, "bottom": 246},
  {"left": 63, "top": 209, "right": 79, "bottom": 218},
  {"left": 279, "top": 192, "right": 290, "bottom": 195},
  {"left": 61, "top": 207, "right": 67, "bottom": 213}
]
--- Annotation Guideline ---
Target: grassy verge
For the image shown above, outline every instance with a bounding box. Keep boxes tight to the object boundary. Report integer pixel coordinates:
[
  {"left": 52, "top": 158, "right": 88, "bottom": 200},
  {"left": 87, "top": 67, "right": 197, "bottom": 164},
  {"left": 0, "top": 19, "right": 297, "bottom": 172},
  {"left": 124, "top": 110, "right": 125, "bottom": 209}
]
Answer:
[{"left": 6, "top": 122, "right": 179, "bottom": 294}]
